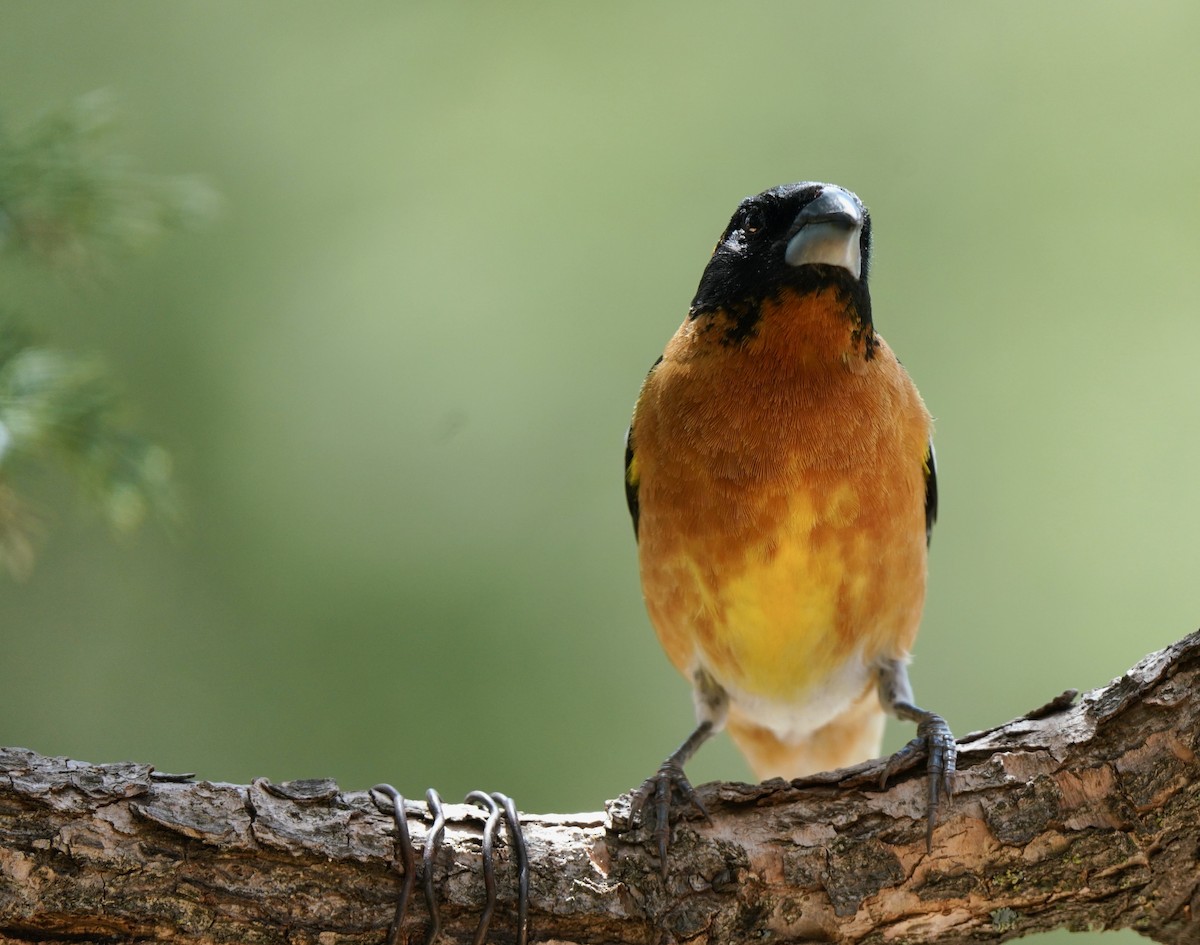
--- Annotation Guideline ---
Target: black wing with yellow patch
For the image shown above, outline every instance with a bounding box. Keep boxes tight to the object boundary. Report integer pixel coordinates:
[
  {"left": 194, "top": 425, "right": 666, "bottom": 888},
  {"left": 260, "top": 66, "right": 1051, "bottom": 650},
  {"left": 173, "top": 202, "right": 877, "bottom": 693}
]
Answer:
[{"left": 924, "top": 439, "right": 938, "bottom": 547}]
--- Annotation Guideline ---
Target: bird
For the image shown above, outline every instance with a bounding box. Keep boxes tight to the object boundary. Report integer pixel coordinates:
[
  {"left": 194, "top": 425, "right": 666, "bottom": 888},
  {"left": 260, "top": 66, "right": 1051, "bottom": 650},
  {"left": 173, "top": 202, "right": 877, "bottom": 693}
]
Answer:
[{"left": 624, "top": 182, "right": 955, "bottom": 867}]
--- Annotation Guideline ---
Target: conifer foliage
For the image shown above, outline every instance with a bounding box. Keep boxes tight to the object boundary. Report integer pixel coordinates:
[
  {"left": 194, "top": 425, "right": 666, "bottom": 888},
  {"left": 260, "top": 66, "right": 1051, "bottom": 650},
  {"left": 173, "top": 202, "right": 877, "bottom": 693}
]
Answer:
[{"left": 0, "top": 92, "right": 216, "bottom": 578}]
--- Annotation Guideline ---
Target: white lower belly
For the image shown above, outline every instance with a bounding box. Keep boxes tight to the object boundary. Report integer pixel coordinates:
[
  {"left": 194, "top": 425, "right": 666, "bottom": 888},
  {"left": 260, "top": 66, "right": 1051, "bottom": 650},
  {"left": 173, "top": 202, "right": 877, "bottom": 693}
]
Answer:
[{"left": 713, "top": 647, "right": 874, "bottom": 742}]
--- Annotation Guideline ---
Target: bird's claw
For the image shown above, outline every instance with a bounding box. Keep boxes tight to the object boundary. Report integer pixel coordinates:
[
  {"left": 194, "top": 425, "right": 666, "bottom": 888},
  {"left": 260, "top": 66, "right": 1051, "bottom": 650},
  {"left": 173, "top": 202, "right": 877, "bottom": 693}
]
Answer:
[
  {"left": 630, "top": 761, "right": 709, "bottom": 876},
  {"left": 879, "top": 713, "right": 956, "bottom": 850},
  {"left": 369, "top": 784, "right": 528, "bottom": 945}
]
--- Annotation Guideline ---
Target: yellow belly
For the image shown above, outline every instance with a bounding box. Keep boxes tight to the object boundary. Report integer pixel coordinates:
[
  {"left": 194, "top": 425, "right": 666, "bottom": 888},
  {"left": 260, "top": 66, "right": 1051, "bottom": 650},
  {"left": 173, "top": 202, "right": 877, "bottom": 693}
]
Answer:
[
  {"left": 640, "top": 470, "right": 925, "bottom": 707},
  {"left": 631, "top": 299, "right": 932, "bottom": 728}
]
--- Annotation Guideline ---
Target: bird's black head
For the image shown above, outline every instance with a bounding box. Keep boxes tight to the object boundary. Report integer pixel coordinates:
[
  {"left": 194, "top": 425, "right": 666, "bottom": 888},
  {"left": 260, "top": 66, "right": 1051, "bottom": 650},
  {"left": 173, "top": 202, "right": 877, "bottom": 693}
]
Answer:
[{"left": 689, "top": 182, "right": 873, "bottom": 344}]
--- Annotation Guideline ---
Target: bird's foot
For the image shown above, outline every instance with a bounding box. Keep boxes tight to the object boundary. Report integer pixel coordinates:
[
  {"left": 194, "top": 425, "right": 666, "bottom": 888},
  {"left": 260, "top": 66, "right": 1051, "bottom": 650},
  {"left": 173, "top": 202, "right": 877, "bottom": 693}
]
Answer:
[
  {"left": 369, "top": 785, "right": 528, "bottom": 945},
  {"left": 879, "top": 713, "right": 956, "bottom": 850},
  {"left": 629, "top": 760, "right": 710, "bottom": 876}
]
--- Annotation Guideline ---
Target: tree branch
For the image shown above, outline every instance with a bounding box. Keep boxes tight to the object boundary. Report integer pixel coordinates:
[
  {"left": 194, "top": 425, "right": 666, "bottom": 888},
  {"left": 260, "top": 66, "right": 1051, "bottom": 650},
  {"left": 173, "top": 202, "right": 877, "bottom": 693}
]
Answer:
[{"left": 3, "top": 631, "right": 1200, "bottom": 944}]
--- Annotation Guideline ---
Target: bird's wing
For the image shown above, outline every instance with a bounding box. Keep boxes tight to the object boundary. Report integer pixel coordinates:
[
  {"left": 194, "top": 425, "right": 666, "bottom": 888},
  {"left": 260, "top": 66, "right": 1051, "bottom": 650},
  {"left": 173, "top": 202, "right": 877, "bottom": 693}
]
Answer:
[
  {"left": 624, "top": 425, "right": 640, "bottom": 539},
  {"left": 625, "top": 357, "right": 663, "bottom": 540},
  {"left": 924, "top": 438, "right": 938, "bottom": 546}
]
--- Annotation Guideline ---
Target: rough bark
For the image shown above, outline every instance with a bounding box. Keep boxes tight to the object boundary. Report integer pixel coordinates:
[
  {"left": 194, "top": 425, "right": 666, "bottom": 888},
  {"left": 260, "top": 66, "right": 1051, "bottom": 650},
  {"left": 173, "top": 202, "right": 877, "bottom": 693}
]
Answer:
[{"left": 2, "top": 631, "right": 1199, "bottom": 945}]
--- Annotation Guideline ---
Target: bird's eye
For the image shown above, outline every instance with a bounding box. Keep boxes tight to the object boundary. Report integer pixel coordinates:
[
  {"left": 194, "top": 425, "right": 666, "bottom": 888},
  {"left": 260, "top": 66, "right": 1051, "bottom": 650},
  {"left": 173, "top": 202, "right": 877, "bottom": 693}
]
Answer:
[{"left": 741, "top": 207, "right": 765, "bottom": 234}]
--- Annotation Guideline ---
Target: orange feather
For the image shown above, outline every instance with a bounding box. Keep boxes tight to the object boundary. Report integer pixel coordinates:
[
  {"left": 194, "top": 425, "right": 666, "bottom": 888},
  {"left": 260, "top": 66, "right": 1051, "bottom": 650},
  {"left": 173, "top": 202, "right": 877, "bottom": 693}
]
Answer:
[{"left": 631, "top": 285, "right": 931, "bottom": 779}]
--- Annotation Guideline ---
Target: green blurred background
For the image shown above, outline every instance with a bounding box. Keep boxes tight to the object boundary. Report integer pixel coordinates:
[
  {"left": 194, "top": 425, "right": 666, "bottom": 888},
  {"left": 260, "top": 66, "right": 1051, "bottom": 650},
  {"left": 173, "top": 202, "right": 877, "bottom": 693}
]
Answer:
[{"left": 2, "top": 4, "right": 1198, "bottom": 939}]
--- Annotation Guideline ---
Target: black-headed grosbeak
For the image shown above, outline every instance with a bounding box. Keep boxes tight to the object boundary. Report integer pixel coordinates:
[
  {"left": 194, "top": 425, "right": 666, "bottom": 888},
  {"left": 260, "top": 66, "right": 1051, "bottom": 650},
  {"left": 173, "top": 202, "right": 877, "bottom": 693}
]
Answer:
[{"left": 625, "top": 182, "right": 954, "bottom": 864}]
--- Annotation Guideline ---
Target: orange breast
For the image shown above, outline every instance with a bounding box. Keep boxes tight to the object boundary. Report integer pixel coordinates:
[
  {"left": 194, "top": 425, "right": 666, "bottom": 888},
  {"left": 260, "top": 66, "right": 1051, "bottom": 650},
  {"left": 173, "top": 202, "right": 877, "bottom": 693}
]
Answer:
[{"left": 632, "top": 289, "right": 931, "bottom": 709}]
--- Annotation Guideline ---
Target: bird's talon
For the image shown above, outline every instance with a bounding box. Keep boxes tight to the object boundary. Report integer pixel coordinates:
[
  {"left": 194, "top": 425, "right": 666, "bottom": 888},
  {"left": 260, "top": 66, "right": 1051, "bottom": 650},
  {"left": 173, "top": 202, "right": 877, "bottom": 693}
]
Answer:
[
  {"left": 633, "top": 762, "right": 707, "bottom": 823},
  {"left": 878, "top": 714, "right": 957, "bottom": 850},
  {"left": 631, "top": 761, "right": 707, "bottom": 876},
  {"left": 878, "top": 735, "right": 923, "bottom": 789}
]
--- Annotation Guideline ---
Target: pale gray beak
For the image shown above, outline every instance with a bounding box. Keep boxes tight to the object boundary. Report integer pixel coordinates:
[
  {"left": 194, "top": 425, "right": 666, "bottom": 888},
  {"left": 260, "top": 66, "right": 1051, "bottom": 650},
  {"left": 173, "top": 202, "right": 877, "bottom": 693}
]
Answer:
[{"left": 783, "top": 186, "right": 863, "bottom": 279}]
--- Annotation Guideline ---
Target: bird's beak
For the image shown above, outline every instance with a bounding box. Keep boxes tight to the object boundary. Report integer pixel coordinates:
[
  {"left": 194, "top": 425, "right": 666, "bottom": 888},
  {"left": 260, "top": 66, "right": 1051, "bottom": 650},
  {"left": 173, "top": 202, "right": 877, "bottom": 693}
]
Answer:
[{"left": 784, "top": 186, "right": 863, "bottom": 280}]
